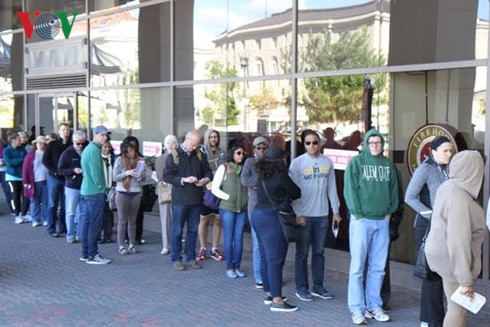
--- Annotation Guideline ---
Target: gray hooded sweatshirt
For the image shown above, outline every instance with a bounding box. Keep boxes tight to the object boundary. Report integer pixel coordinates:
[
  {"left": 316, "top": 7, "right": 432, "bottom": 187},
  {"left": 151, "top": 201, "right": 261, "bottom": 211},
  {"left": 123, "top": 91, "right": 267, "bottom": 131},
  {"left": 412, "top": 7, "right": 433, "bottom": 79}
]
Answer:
[{"left": 425, "top": 150, "right": 486, "bottom": 286}]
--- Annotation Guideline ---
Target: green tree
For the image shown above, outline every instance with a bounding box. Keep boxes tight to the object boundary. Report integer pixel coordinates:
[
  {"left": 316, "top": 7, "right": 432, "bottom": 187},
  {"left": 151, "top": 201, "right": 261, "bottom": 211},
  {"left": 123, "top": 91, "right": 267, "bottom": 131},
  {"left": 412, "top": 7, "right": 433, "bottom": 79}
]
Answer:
[
  {"left": 299, "top": 26, "right": 386, "bottom": 125},
  {"left": 202, "top": 60, "right": 240, "bottom": 126},
  {"left": 248, "top": 86, "right": 279, "bottom": 115}
]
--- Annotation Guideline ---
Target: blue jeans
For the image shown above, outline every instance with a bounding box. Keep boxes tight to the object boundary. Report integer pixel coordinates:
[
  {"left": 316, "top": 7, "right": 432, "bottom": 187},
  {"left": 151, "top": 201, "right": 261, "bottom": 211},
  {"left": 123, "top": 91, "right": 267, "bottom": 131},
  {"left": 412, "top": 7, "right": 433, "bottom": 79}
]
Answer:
[
  {"left": 30, "top": 181, "right": 48, "bottom": 224},
  {"left": 295, "top": 215, "right": 328, "bottom": 293},
  {"left": 79, "top": 193, "right": 106, "bottom": 258},
  {"left": 251, "top": 207, "right": 288, "bottom": 298},
  {"left": 65, "top": 187, "right": 82, "bottom": 239},
  {"left": 46, "top": 175, "right": 66, "bottom": 234},
  {"left": 348, "top": 217, "right": 389, "bottom": 313},
  {"left": 171, "top": 204, "right": 200, "bottom": 263},
  {"left": 247, "top": 191, "right": 262, "bottom": 283},
  {"left": 220, "top": 209, "right": 246, "bottom": 270}
]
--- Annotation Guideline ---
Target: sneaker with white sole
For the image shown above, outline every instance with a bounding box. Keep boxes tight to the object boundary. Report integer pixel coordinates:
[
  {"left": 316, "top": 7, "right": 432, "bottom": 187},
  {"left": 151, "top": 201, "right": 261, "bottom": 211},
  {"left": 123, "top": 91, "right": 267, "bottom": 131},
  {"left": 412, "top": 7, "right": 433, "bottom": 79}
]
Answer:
[
  {"left": 14, "top": 216, "right": 24, "bottom": 224},
  {"left": 86, "top": 254, "right": 111, "bottom": 265},
  {"left": 311, "top": 288, "right": 334, "bottom": 300},
  {"left": 270, "top": 302, "right": 298, "bottom": 312},
  {"left": 352, "top": 311, "right": 367, "bottom": 325},
  {"left": 295, "top": 291, "right": 314, "bottom": 302},
  {"left": 264, "top": 295, "right": 288, "bottom": 305},
  {"left": 365, "top": 308, "right": 390, "bottom": 322}
]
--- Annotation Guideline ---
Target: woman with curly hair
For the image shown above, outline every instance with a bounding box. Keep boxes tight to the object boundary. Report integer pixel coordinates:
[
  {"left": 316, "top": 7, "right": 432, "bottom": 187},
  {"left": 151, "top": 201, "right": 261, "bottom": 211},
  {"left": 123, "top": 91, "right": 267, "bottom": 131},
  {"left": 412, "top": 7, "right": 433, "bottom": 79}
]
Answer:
[{"left": 251, "top": 146, "right": 301, "bottom": 312}]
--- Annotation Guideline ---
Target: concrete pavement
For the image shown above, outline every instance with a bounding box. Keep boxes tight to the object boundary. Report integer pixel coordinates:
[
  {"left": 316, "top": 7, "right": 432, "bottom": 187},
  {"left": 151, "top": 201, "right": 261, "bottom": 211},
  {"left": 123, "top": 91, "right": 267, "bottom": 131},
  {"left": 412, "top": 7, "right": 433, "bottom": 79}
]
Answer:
[{"left": 0, "top": 210, "right": 488, "bottom": 327}]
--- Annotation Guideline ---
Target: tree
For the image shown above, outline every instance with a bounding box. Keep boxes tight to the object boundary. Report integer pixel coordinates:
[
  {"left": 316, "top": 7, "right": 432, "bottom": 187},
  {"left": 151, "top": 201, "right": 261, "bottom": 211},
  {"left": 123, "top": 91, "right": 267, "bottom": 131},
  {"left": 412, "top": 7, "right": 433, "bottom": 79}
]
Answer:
[
  {"left": 202, "top": 60, "right": 240, "bottom": 126},
  {"left": 248, "top": 86, "right": 279, "bottom": 115},
  {"left": 300, "top": 26, "right": 386, "bottom": 125}
]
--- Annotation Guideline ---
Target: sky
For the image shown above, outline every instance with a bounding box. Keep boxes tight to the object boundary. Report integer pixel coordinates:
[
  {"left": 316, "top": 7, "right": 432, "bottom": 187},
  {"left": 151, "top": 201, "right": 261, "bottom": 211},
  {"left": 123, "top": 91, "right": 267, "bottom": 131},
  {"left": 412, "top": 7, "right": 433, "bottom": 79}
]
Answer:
[{"left": 193, "top": 0, "right": 489, "bottom": 49}]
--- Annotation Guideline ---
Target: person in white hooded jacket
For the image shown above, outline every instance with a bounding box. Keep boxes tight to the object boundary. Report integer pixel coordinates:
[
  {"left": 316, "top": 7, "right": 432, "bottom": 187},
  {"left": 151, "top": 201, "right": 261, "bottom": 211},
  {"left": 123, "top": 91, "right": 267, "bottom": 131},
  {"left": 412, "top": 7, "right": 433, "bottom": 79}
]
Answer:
[{"left": 425, "top": 150, "right": 486, "bottom": 327}]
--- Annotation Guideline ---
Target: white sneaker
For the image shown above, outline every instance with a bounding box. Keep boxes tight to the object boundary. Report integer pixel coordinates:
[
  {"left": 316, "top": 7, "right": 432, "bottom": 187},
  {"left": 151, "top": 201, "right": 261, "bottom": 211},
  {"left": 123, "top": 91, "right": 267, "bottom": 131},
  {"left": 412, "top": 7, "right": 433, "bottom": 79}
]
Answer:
[
  {"left": 352, "top": 311, "right": 367, "bottom": 325},
  {"left": 421, "top": 322, "right": 429, "bottom": 327},
  {"left": 160, "top": 248, "right": 169, "bottom": 255},
  {"left": 14, "top": 216, "right": 24, "bottom": 224},
  {"left": 32, "top": 221, "right": 43, "bottom": 227},
  {"left": 365, "top": 309, "right": 390, "bottom": 322}
]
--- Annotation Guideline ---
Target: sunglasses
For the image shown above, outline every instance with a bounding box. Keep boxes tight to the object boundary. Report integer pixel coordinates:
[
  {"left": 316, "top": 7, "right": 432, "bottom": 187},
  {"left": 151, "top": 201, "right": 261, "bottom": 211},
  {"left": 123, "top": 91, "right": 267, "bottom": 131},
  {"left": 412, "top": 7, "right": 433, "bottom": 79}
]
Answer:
[
  {"left": 235, "top": 151, "right": 245, "bottom": 156},
  {"left": 255, "top": 146, "right": 268, "bottom": 151},
  {"left": 305, "top": 141, "right": 319, "bottom": 146}
]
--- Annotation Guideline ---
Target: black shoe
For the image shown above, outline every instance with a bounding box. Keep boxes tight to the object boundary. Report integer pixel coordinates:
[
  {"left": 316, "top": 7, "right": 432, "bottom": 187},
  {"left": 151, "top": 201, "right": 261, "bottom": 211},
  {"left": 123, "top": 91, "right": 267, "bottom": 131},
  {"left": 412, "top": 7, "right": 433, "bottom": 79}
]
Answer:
[
  {"left": 255, "top": 282, "right": 263, "bottom": 289},
  {"left": 270, "top": 302, "right": 298, "bottom": 312},
  {"left": 99, "top": 239, "right": 107, "bottom": 244},
  {"left": 382, "top": 304, "right": 391, "bottom": 312},
  {"left": 264, "top": 295, "right": 288, "bottom": 305},
  {"left": 105, "top": 238, "right": 114, "bottom": 244},
  {"left": 50, "top": 232, "right": 59, "bottom": 238},
  {"left": 137, "top": 239, "right": 145, "bottom": 245}
]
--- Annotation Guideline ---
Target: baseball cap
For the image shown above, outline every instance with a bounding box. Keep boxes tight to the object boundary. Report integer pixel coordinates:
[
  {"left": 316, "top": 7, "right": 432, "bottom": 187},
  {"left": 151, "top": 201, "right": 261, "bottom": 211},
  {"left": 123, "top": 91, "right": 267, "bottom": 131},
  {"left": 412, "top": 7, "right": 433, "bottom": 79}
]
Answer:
[
  {"left": 253, "top": 136, "right": 269, "bottom": 147},
  {"left": 93, "top": 125, "right": 110, "bottom": 135}
]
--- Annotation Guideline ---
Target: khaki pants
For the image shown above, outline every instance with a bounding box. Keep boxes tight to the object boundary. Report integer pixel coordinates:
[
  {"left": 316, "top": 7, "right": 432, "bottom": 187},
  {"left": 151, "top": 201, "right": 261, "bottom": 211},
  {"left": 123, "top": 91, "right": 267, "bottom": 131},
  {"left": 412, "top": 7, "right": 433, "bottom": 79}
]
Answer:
[{"left": 442, "top": 279, "right": 468, "bottom": 327}]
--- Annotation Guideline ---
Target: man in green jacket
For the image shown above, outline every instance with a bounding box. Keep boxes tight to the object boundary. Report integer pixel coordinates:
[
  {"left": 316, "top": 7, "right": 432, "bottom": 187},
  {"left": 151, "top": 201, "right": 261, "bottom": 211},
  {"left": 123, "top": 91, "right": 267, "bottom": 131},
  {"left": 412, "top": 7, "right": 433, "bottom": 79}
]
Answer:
[
  {"left": 79, "top": 125, "right": 111, "bottom": 265},
  {"left": 344, "top": 128, "right": 398, "bottom": 325}
]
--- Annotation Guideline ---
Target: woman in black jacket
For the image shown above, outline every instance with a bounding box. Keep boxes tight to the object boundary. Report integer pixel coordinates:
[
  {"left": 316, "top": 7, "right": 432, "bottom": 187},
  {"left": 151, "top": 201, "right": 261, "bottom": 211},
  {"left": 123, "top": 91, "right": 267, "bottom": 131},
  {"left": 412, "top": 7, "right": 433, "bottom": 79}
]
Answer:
[{"left": 251, "top": 147, "right": 301, "bottom": 313}]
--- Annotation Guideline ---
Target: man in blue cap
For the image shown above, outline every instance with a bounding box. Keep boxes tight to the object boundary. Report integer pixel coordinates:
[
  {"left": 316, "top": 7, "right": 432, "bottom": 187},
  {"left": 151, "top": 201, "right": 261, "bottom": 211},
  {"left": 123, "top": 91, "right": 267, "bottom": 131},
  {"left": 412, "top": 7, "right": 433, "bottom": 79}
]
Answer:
[{"left": 79, "top": 125, "right": 111, "bottom": 264}]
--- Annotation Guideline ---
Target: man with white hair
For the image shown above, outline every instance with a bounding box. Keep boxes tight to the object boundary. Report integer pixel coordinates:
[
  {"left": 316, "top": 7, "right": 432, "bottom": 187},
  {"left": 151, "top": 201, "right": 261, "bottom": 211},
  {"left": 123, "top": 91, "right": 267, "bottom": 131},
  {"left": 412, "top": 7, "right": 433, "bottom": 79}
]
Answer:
[{"left": 58, "top": 130, "right": 87, "bottom": 244}]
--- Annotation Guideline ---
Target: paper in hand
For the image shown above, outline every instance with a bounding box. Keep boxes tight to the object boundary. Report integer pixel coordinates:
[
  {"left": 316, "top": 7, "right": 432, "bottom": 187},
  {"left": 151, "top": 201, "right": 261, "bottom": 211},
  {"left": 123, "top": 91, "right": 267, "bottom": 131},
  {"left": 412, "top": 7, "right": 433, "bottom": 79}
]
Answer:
[
  {"left": 332, "top": 221, "right": 339, "bottom": 239},
  {"left": 450, "top": 286, "right": 486, "bottom": 314}
]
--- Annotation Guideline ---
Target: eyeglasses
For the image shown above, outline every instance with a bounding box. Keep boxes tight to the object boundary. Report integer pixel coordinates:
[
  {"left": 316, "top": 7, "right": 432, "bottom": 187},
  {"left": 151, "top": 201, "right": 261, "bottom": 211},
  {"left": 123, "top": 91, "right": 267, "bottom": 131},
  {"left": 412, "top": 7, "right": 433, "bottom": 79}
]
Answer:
[
  {"left": 367, "top": 142, "right": 383, "bottom": 146},
  {"left": 255, "top": 146, "right": 268, "bottom": 151},
  {"left": 235, "top": 151, "right": 245, "bottom": 156},
  {"left": 305, "top": 141, "right": 319, "bottom": 146},
  {"left": 75, "top": 142, "right": 85, "bottom": 146}
]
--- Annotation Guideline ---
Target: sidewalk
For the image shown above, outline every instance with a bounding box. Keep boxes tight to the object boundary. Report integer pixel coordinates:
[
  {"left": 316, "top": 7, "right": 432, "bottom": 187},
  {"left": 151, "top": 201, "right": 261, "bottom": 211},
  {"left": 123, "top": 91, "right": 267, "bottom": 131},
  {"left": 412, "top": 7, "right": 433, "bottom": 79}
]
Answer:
[{"left": 0, "top": 209, "right": 488, "bottom": 326}]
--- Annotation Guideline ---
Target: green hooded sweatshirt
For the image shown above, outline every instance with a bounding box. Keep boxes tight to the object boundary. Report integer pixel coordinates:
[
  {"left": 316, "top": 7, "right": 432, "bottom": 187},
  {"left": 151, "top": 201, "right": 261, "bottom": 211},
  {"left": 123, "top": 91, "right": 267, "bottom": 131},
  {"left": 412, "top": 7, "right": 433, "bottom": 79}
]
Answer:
[{"left": 343, "top": 129, "right": 399, "bottom": 220}]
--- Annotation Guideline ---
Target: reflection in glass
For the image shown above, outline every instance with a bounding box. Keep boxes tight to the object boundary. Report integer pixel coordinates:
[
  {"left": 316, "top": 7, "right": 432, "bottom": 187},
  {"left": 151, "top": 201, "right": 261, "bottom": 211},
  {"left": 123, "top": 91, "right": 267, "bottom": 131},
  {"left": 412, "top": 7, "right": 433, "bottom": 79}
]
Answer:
[
  {"left": 191, "top": 0, "right": 292, "bottom": 81},
  {"left": 0, "top": 95, "right": 15, "bottom": 129},
  {"left": 90, "top": 9, "right": 139, "bottom": 86},
  {"left": 90, "top": 87, "right": 170, "bottom": 143}
]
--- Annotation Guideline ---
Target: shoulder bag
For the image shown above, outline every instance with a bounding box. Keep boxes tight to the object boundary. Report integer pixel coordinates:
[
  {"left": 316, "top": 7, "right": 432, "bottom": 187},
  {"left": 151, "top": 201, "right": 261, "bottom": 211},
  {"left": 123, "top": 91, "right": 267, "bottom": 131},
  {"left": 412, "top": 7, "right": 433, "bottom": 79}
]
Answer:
[
  {"left": 413, "top": 222, "right": 440, "bottom": 280},
  {"left": 261, "top": 180, "right": 302, "bottom": 242},
  {"left": 157, "top": 181, "right": 172, "bottom": 204}
]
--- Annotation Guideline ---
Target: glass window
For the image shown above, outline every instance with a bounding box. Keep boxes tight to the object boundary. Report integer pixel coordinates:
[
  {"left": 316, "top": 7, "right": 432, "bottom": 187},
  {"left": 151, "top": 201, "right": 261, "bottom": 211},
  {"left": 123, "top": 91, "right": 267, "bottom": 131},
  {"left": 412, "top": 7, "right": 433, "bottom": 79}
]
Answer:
[
  {"left": 89, "top": 87, "right": 171, "bottom": 143},
  {"left": 188, "top": 0, "right": 292, "bottom": 82},
  {"left": 89, "top": 9, "right": 139, "bottom": 86},
  {"left": 0, "top": 1, "right": 23, "bottom": 31},
  {"left": 0, "top": 94, "right": 17, "bottom": 129}
]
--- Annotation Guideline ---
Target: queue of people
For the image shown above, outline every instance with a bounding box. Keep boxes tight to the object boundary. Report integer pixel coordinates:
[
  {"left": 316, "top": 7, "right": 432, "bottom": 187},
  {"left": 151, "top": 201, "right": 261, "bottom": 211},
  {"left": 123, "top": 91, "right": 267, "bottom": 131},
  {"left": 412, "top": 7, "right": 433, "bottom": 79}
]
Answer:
[{"left": 3, "top": 125, "right": 487, "bottom": 325}]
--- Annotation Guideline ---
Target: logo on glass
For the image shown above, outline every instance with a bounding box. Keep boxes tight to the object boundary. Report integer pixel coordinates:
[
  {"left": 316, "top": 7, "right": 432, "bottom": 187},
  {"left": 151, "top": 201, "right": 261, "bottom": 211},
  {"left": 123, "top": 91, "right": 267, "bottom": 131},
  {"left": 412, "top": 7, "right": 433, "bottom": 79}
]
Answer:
[{"left": 17, "top": 12, "right": 78, "bottom": 40}]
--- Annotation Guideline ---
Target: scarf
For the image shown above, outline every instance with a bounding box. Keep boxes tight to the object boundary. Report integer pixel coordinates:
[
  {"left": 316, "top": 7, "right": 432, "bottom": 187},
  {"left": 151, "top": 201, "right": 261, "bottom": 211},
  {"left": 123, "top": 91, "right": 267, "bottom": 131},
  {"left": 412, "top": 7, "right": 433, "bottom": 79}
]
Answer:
[{"left": 101, "top": 153, "right": 113, "bottom": 189}]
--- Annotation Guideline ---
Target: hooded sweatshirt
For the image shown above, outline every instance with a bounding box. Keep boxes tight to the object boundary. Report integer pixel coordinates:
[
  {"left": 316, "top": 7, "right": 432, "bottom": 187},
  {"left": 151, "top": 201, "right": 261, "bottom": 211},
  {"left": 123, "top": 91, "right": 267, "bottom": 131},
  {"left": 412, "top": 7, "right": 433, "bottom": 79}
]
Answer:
[
  {"left": 425, "top": 150, "right": 486, "bottom": 286},
  {"left": 343, "top": 129, "right": 398, "bottom": 219}
]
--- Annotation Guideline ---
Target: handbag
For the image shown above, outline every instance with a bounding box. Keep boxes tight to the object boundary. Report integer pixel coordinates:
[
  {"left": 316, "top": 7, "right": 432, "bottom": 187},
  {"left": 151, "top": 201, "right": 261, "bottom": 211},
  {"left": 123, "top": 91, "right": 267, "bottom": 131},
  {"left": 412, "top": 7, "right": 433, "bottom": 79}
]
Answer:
[
  {"left": 203, "top": 188, "right": 220, "bottom": 210},
  {"left": 157, "top": 182, "right": 172, "bottom": 204},
  {"left": 261, "top": 180, "right": 302, "bottom": 242},
  {"left": 413, "top": 224, "right": 441, "bottom": 280},
  {"left": 107, "top": 186, "right": 117, "bottom": 211}
]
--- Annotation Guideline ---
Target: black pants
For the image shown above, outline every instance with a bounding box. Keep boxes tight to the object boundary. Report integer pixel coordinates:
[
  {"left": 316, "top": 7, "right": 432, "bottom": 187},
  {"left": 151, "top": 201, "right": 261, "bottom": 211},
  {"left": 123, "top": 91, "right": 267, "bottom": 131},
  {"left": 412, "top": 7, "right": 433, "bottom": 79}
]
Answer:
[
  {"left": 414, "top": 226, "right": 444, "bottom": 327},
  {"left": 8, "top": 181, "right": 29, "bottom": 216},
  {"left": 101, "top": 202, "right": 114, "bottom": 241}
]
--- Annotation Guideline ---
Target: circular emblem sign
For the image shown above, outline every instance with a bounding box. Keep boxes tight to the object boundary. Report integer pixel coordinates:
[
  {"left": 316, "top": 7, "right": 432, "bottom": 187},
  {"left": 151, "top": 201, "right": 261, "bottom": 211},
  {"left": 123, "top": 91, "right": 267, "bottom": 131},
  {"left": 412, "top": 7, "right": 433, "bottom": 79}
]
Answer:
[{"left": 406, "top": 124, "right": 467, "bottom": 175}]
